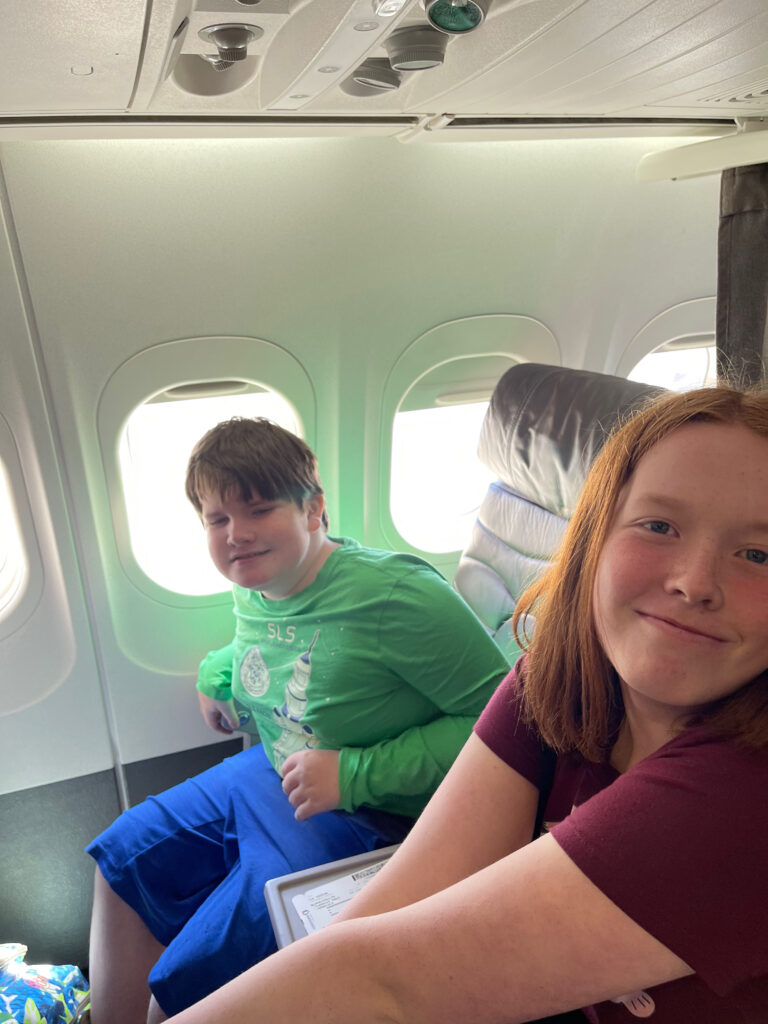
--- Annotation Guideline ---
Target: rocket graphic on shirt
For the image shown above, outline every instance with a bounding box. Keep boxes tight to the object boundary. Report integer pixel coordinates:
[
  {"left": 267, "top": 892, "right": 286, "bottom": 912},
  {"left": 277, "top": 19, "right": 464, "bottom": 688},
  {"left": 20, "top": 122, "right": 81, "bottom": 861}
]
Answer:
[{"left": 272, "top": 630, "right": 321, "bottom": 774}]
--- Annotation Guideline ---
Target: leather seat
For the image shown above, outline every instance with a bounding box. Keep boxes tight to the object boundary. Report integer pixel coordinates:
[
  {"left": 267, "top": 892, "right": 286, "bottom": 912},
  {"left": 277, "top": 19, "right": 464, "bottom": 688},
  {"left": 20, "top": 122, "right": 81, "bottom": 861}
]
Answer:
[{"left": 453, "top": 362, "right": 664, "bottom": 661}]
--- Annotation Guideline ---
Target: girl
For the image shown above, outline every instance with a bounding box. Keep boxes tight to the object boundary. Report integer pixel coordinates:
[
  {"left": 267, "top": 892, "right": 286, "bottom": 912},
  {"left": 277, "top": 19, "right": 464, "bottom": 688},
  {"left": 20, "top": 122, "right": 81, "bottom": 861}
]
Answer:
[{"left": 164, "top": 386, "right": 768, "bottom": 1024}]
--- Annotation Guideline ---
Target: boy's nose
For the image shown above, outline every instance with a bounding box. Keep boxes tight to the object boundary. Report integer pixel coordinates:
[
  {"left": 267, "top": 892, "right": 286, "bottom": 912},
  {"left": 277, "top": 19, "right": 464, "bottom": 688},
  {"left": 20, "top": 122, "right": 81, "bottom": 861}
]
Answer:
[{"left": 227, "top": 516, "right": 256, "bottom": 545}]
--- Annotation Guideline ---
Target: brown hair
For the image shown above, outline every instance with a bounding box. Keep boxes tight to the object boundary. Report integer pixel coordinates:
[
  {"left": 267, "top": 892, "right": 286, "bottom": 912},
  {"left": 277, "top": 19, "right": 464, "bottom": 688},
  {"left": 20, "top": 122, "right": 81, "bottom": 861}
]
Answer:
[
  {"left": 513, "top": 385, "right": 768, "bottom": 759},
  {"left": 185, "top": 417, "right": 329, "bottom": 529}
]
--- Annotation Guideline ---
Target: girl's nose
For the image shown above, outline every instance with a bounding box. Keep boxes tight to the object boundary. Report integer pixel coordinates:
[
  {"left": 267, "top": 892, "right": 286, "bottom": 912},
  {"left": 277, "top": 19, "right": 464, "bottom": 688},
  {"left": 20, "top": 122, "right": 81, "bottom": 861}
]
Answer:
[{"left": 664, "top": 543, "right": 723, "bottom": 609}]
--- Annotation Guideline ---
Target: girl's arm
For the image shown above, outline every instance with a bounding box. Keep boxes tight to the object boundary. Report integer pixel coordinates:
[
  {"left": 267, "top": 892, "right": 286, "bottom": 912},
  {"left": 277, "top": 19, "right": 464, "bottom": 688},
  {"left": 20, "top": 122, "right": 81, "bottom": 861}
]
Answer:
[
  {"left": 165, "top": 737, "right": 693, "bottom": 1024},
  {"left": 335, "top": 732, "right": 539, "bottom": 920},
  {"left": 166, "top": 831, "right": 691, "bottom": 1024}
]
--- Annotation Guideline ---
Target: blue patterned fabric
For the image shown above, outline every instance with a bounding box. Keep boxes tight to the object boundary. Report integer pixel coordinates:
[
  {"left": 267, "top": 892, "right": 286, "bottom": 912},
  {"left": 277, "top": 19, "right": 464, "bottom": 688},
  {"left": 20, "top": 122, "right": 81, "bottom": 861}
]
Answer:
[{"left": 0, "top": 944, "right": 88, "bottom": 1024}]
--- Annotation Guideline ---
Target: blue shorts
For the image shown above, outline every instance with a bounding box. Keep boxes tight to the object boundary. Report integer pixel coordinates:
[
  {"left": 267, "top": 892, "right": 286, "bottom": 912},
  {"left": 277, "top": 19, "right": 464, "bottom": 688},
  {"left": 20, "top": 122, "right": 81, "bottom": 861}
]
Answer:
[{"left": 86, "top": 744, "right": 411, "bottom": 1016}]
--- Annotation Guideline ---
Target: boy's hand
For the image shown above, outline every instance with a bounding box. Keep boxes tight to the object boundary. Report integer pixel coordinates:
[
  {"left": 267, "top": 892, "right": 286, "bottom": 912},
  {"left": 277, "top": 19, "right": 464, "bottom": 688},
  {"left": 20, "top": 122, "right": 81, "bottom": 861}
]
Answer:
[
  {"left": 197, "top": 691, "right": 238, "bottom": 734},
  {"left": 281, "top": 749, "right": 341, "bottom": 821}
]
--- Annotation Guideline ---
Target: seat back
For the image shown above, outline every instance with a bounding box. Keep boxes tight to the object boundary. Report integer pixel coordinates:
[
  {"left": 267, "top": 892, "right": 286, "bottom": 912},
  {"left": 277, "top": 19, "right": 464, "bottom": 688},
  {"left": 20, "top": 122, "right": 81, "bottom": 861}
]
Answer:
[{"left": 454, "top": 363, "right": 664, "bottom": 660}]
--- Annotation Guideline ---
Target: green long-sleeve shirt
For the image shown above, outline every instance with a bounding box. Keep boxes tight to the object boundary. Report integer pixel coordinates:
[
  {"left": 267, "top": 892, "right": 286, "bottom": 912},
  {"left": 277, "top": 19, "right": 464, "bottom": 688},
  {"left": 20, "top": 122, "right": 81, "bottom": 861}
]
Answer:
[{"left": 197, "top": 538, "right": 509, "bottom": 818}]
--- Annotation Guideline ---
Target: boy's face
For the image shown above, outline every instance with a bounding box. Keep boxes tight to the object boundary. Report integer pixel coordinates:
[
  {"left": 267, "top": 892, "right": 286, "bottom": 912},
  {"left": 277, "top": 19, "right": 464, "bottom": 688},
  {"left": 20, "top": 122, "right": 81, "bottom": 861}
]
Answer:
[{"left": 200, "top": 488, "right": 325, "bottom": 599}]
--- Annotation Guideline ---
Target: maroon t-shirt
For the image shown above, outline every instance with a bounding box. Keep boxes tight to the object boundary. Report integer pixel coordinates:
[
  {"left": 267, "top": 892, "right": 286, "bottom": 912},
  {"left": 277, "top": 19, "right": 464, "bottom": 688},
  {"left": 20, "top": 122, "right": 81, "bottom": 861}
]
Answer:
[{"left": 474, "top": 661, "right": 768, "bottom": 1024}]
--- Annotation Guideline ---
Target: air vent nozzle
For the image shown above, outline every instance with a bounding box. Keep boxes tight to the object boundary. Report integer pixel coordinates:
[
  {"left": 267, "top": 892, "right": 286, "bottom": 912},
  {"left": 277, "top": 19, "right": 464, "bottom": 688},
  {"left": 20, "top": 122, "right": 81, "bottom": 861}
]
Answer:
[{"left": 198, "top": 23, "right": 263, "bottom": 63}]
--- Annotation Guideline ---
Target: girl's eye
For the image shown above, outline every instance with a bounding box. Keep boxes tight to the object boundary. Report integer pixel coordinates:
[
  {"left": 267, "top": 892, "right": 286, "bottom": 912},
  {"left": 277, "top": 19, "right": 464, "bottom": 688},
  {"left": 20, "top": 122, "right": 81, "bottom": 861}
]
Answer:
[
  {"left": 642, "top": 520, "right": 671, "bottom": 535},
  {"left": 742, "top": 548, "right": 768, "bottom": 565}
]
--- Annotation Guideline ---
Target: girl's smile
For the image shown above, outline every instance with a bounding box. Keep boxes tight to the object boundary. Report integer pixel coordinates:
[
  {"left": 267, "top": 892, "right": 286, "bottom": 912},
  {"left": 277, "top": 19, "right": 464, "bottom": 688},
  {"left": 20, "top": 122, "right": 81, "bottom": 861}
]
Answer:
[{"left": 636, "top": 611, "right": 726, "bottom": 645}]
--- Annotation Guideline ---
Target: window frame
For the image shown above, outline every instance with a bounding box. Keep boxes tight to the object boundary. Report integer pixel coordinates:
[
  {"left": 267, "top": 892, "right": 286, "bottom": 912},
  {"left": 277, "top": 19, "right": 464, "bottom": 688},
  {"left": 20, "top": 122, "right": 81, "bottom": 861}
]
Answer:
[
  {"left": 97, "top": 335, "right": 315, "bottom": 606},
  {"left": 379, "top": 314, "right": 560, "bottom": 567},
  {"left": 0, "top": 412, "right": 43, "bottom": 641},
  {"left": 614, "top": 297, "right": 716, "bottom": 381}
]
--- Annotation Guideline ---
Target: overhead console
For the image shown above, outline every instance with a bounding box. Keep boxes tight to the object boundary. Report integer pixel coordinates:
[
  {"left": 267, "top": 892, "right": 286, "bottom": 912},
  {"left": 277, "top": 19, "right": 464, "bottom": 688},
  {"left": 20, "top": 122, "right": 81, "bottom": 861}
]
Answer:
[{"left": 0, "top": 0, "right": 765, "bottom": 149}]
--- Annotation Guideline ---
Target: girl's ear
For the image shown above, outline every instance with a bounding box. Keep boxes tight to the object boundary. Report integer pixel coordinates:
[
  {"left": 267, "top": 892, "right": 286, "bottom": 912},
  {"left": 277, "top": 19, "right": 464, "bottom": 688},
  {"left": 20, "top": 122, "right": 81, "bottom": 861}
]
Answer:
[{"left": 305, "top": 494, "right": 326, "bottom": 533}]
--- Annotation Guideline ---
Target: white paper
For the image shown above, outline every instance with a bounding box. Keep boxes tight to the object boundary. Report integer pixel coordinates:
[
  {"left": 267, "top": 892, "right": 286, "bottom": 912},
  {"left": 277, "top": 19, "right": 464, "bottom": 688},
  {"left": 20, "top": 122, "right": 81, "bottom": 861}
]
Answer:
[{"left": 291, "top": 859, "right": 388, "bottom": 935}]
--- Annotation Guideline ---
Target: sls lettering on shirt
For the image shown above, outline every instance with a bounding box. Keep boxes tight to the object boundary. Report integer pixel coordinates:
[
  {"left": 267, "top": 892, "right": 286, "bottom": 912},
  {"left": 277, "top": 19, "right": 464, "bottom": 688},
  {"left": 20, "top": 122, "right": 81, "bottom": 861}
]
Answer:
[{"left": 267, "top": 623, "right": 296, "bottom": 643}]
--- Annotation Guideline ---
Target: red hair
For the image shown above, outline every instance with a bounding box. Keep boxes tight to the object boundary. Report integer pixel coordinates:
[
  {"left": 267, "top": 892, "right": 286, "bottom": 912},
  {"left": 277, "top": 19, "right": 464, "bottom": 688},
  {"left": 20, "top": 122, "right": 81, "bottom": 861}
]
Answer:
[{"left": 513, "top": 385, "right": 768, "bottom": 759}]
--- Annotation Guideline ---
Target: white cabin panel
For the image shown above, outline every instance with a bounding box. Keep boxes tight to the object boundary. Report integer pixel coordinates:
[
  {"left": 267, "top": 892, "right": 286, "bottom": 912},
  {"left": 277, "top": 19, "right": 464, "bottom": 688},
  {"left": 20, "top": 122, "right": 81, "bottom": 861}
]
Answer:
[
  {"left": 0, "top": 195, "right": 113, "bottom": 796},
  {"left": 0, "top": 134, "right": 720, "bottom": 769}
]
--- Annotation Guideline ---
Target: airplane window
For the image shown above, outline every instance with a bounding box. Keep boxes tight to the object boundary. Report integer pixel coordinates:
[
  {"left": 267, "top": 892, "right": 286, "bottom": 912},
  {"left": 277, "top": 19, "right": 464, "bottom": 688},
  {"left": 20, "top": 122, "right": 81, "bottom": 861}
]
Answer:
[
  {"left": 0, "top": 459, "right": 28, "bottom": 621},
  {"left": 390, "top": 355, "right": 515, "bottom": 554},
  {"left": 119, "top": 386, "right": 300, "bottom": 595},
  {"left": 391, "top": 400, "right": 495, "bottom": 554},
  {"left": 628, "top": 340, "right": 716, "bottom": 391}
]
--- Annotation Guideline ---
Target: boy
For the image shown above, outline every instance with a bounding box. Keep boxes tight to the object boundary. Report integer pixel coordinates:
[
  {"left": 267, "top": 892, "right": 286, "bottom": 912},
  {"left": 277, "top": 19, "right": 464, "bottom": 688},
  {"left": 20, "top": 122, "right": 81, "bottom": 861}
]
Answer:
[{"left": 85, "top": 418, "right": 509, "bottom": 1024}]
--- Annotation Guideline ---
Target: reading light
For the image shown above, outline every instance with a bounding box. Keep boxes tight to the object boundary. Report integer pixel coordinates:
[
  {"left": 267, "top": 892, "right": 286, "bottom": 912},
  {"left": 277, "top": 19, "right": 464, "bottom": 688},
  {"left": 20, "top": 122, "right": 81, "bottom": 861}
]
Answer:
[
  {"left": 425, "top": 0, "right": 488, "bottom": 34},
  {"left": 373, "top": 0, "right": 409, "bottom": 13}
]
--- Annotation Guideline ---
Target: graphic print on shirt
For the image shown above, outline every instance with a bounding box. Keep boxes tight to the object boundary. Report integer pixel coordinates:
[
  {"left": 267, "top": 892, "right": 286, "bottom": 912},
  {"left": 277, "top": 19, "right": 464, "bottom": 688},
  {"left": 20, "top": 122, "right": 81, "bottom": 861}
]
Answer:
[
  {"left": 272, "top": 630, "right": 321, "bottom": 774},
  {"left": 610, "top": 990, "right": 655, "bottom": 1018},
  {"left": 239, "top": 644, "right": 271, "bottom": 698}
]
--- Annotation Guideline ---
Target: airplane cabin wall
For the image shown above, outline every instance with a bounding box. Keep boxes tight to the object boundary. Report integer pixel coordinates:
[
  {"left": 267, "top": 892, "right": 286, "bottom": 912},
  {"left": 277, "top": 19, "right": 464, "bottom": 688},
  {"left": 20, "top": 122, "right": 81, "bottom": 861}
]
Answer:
[{"left": 0, "top": 135, "right": 719, "bottom": 966}]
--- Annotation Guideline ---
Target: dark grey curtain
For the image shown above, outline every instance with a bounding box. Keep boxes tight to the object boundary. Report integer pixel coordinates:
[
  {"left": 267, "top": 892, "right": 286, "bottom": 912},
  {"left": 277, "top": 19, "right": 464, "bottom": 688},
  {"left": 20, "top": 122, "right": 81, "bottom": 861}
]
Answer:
[{"left": 716, "top": 163, "right": 768, "bottom": 386}]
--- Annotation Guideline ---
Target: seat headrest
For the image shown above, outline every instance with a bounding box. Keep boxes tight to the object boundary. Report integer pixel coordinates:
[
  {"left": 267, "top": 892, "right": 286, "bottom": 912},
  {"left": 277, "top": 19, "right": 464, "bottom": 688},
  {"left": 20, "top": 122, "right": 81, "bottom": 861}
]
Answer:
[{"left": 478, "top": 363, "right": 665, "bottom": 519}]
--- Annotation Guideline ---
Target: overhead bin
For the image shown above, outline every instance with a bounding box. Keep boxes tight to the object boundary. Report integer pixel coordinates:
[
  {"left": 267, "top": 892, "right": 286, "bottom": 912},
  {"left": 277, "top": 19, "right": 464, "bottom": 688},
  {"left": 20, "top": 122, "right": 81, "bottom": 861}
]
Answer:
[{"left": 0, "top": 0, "right": 150, "bottom": 113}]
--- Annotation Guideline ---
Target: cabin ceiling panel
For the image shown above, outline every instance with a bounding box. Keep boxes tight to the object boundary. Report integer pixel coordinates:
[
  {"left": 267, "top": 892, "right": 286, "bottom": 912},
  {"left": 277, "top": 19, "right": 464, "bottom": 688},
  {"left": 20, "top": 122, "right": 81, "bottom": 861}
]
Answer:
[
  {"left": 404, "top": 0, "right": 768, "bottom": 118},
  {"left": 0, "top": 136, "right": 718, "bottom": 373},
  {"left": 0, "top": 0, "right": 149, "bottom": 113}
]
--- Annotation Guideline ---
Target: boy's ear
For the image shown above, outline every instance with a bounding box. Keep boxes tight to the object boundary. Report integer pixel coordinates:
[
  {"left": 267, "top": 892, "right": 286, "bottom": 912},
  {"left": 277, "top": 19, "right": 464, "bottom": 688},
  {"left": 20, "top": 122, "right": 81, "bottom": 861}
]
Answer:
[{"left": 305, "top": 494, "right": 326, "bottom": 532}]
